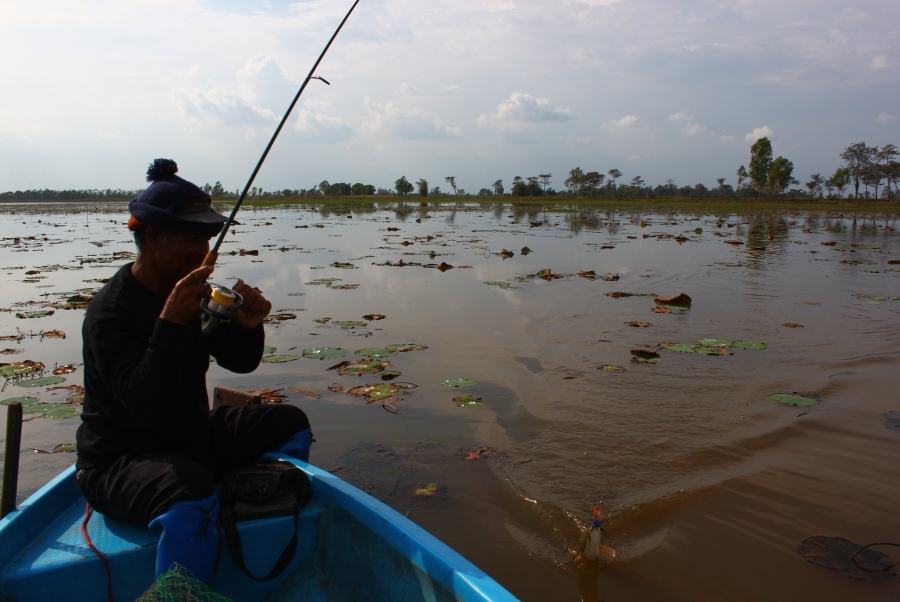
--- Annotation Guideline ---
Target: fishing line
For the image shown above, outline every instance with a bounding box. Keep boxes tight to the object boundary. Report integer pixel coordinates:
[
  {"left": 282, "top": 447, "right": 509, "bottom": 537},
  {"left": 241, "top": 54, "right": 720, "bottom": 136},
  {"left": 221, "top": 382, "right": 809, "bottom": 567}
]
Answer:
[{"left": 850, "top": 542, "right": 900, "bottom": 572}]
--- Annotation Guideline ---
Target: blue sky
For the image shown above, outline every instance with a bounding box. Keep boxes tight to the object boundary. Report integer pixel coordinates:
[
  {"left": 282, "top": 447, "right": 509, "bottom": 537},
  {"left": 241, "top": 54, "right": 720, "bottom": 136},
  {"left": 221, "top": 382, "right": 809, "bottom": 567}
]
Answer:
[{"left": 1, "top": 0, "right": 898, "bottom": 194}]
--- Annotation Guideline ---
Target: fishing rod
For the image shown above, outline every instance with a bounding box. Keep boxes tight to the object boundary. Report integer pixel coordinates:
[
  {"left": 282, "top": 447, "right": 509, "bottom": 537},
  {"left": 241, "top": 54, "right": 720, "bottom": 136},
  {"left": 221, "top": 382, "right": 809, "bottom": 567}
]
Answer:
[{"left": 199, "top": 0, "right": 361, "bottom": 335}]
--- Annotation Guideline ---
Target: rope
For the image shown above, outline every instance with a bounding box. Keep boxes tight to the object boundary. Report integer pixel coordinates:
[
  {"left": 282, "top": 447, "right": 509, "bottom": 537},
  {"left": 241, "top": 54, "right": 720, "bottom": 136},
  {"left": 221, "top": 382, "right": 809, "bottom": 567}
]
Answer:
[{"left": 81, "top": 503, "right": 115, "bottom": 602}]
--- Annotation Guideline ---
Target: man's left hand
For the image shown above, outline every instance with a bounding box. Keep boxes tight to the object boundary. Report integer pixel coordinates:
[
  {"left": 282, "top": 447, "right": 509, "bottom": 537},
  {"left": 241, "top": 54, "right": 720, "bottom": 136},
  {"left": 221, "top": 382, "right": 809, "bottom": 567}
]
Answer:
[{"left": 230, "top": 279, "right": 272, "bottom": 330}]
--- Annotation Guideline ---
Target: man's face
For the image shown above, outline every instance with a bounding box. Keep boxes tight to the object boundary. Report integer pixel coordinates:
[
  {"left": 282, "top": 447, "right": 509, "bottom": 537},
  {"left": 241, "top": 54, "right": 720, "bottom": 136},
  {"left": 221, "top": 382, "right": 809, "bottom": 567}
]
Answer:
[{"left": 149, "top": 229, "right": 212, "bottom": 286}]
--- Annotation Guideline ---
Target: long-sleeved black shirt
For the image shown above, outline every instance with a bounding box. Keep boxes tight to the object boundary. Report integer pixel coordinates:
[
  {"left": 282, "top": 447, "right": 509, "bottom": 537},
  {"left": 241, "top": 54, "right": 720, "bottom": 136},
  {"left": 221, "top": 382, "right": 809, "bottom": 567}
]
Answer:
[{"left": 76, "top": 263, "right": 264, "bottom": 470}]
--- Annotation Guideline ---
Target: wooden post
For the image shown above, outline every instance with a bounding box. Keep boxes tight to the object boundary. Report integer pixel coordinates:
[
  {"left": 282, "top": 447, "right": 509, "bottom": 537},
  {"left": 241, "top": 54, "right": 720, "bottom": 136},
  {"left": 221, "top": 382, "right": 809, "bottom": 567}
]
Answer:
[{"left": 1, "top": 402, "right": 23, "bottom": 519}]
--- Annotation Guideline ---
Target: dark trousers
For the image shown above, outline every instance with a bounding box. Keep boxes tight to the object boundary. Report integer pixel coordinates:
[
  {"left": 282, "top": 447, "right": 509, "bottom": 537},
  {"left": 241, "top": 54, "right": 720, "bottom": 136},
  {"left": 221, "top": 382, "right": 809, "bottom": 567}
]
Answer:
[{"left": 76, "top": 404, "right": 310, "bottom": 523}]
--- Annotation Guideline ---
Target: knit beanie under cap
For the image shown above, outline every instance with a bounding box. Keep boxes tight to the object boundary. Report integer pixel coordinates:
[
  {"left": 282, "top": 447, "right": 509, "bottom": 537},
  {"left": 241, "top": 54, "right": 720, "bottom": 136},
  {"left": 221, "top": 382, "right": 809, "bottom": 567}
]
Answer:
[{"left": 128, "top": 159, "right": 227, "bottom": 236}]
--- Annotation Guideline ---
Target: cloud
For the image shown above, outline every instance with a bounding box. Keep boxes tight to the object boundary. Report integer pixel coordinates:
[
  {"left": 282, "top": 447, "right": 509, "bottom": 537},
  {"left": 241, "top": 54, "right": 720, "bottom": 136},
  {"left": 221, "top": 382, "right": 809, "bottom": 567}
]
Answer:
[
  {"left": 173, "top": 88, "right": 275, "bottom": 127},
  {"left": 876, "top": 112, "right": 897, "bottom": 123},
  {"left": 720, "top": 135, "right": 736, "bottom": 142},
  {"left": 871, "top": 55, "right": 888, "bottom": 70},
  {"left": 363, "top": 98, "right": 463, "bottom": 140},
  {"left": 682, "top": 122, "right": 708, "bottom": 136},
  {"left": 745, "top": 126, "right": 774, "bottom": 142},
  {"left": 397, "top": 82, "right": 418, "bottom": 95},
  {"left": 668, "top": 113, "right": 691, "bottom": 122},
  {"left": 477, "top": 93, "right": 574, "bottom": 127},
  {"left": 605, "top": 115, "right": 639, "bottom": 130},
  {"left": 293, "top": 109, "right": 354, "bottom": 142}
]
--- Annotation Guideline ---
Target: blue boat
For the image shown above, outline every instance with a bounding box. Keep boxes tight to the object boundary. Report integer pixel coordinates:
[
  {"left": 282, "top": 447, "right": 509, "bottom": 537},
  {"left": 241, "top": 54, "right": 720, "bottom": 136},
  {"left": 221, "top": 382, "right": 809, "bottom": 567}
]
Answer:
[{"left": 0, "top": 453, "right": 518, "bottom": 601}]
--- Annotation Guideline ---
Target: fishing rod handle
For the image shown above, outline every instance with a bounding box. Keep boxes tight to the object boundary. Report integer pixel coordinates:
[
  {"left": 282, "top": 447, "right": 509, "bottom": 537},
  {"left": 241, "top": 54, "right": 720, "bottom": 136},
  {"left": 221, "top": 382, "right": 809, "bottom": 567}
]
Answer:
[{"left": 1, "top": 401, "right": 23, "bottom": 518}]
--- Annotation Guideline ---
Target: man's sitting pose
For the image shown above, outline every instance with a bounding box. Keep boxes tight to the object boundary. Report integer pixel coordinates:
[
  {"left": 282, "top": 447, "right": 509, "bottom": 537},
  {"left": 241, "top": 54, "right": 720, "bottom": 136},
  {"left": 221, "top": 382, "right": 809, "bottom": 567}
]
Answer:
[{"left": 75, "top": 159, "right": 312, "bottom": 584}]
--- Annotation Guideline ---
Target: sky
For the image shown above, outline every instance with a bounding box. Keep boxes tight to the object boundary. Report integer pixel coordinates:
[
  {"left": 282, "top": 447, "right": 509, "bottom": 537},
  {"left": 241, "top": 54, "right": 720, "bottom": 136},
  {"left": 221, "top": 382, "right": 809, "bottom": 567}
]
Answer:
[{"left": 1, "top": 0, "right": 898, "bottom": 194}]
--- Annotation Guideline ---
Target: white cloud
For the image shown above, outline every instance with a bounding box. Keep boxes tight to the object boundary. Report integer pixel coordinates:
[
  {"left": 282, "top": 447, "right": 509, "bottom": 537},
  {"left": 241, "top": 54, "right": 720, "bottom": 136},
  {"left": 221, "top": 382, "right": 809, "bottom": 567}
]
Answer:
[
  {"left": 876, "top": 112, "right": 896, "bottom": 123},
  {"left": 293, "top": 109, "right": 354, "bottom": 142},
  {"left": 363, "top": 98, "right": 463, "bottom": 140},
  {"left": 397, "top": 82, "right": 418, "bottom": 95},
  {"left": 682, "top": 122, "right": 708, "bottom": 136},
  {"left": 871, "top": 55, "right": 888, "bottom": 70},
  {"left": 173, "top": 88, "right": 275, "bottom": 127},
  {"left": 668, "top": 113, "right": 691, "bottom": 122},
  {"left": 745, "top": 126, "right": 775, "bottom": 142},
  {"left": 720, "top": 135, "right": 736, "bottom": 142},
  {"left": 477, "top": 93, "right": 574, "bottom": 127},
  {"left": 605, "top": 115, "right": 639, "bottom": 130}
]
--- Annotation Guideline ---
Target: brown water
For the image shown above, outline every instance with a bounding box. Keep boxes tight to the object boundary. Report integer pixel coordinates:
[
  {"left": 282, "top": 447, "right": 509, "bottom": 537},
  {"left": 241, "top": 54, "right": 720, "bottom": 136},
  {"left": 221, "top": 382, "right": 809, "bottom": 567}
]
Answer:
[{"left": 1, "top": 202, "right": 899, "bottom": 601}]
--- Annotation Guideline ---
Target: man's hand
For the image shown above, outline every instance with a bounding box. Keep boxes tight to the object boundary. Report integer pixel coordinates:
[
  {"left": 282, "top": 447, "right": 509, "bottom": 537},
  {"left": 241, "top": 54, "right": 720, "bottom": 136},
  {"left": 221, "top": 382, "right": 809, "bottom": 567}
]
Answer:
[
  {"left": 230, "top": 279, "right": 272, "bottom": 330},
  {"left": 160, "top": 265, "right": 214, "bottom": 326}
]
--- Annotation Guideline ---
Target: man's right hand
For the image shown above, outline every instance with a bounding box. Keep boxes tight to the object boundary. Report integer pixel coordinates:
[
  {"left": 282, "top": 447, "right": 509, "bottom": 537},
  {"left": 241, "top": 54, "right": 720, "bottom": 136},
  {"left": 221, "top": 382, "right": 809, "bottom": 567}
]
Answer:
[{"left": 160, "top": 265, "right": 214, "bottom": 325}]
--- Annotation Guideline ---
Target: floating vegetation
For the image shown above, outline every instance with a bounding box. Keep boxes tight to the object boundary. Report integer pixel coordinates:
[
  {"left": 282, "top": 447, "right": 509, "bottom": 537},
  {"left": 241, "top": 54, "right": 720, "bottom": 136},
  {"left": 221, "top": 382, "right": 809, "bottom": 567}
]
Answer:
[
  {"left": 0, "top": 360, "right": 45, "bottom": 379},
  {"left": 23, "top": 402, "right": 77, "bottom": 419},
  {"left": 334, "top": 320, "right": 368, "bottom": 328},
  {"left": 15, "top": 310, "right": 54, "bottom": 319},
  {"left": 783, "top": 322, "right": 804, "bottom": 328},
  {"left": 330, "top": 359, "right": 392, "bottom": 376},
  {"left": 598, "top": 365, "right": 626, "bottom": 373},
  {"left": 346, "top": 381, "right": 416, "bottom": 404},
  {"left": 732, "top": 340, "right": 767, "bottom": 350},
  {"left": 331, "top": 262, "right": 358, "bottom": 269},
  {"left": 484, "top": 281, "right": 519, "bottom": 290},
  {"left": 17, "top": 376, "right": 67, "bottom": 388},
  {"left": 261, "top": 355, "right": 299, "bottom": 363},
  {"left": 453, "top": 395, "right": 484, "bottom": 407},
  {"left": 355, "top": 348, "right": 398, "bottom": 358},
  {"left": 362, "top": 313, "right": 386, "bottom": 321},
  {"left": 770, "top": 391, "right": 821, "bottom": 407},
  {"left": 263, "top": 313, "right": 297, "bottom": 324},
  {"left": 630, "top": 349, "right": 661, "bottom": 364},
  {"left": 406, "top": 482, "right": 448, "bottom": 498},
  {"left": 384, "top": 343, "right": 428, "bottom": 352},
  {"left": 1, "top": 396, "right": 39, "bottom": 405},
  {"left": 302, "top": 347, "right": 347, "bottom": 360},
  {"left": 442, "top": 378, "right": 477, "bottom": 388},
  {"left": 655, "top": 293, "right": 692, "bottom": 308},
  {"left": 461, "top": 446, "right": 504, "bottom": 460}
]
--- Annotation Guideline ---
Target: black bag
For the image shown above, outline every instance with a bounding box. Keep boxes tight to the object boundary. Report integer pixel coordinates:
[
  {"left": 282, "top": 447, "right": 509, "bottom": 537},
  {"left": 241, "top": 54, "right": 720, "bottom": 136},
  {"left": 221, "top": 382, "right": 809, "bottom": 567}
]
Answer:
[{"left": 219, "top": 461, "right": 311, "bottom": 581}]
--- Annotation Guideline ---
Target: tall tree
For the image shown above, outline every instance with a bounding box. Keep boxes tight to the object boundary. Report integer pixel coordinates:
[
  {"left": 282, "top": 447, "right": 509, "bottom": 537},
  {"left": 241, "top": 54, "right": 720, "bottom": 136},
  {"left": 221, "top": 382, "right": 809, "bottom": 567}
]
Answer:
[
  {"left": 538, "top": 173, "right": 552, "bottom": 194},
  {"left": 877, "top": 144, "right": 898, "bottom": 200},
  {"left": 565, "top": 167, "right": 585, "bottom": 195},
  {"left": 840, "top": 142, "right": 877, "bottom": 198},
  {"left": 416, "top": 178, "right": 428, "bottom": 197},
  {"left": 584, "top": 171, "right": 603, "bottom": 197},
  {"left": 736, "top": 165, "right": 748, "bottom": 195},
  {"left": 394, "top": 176, "right": 413, "bottom": 197},
  {"left": 749, "top": 137, "right": 773, "bottom": 198},
  {"left": 607, "top": 168, "right": 622, "bottom": 193},
  {"left": 492, "top": 179, "right": 504, "bottom": 196},
  {"left": 805, "top": 174, "right": 824, "bottom": 198},
  {"left": 768, "top": 156, "right": 794, "bottom": 197},
  {"left": 827, "top": 167, "right": 851, "bottom": 198},
  {"left": 445, "top": 176, "right": 458, "bottom": 195}
]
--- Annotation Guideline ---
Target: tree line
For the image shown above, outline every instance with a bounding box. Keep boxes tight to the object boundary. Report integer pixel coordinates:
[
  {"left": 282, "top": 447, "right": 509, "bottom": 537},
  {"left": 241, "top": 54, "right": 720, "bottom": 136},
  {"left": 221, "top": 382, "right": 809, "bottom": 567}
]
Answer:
[{"left": 2, "top": 141, "right": 897, "bottom": 202}]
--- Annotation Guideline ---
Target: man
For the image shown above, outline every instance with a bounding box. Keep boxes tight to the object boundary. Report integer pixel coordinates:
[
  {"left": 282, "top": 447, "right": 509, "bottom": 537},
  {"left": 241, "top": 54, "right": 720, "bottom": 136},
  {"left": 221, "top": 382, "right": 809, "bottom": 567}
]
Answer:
[{"left": 75, "top": 158, "right": 311, "bottom": 585}]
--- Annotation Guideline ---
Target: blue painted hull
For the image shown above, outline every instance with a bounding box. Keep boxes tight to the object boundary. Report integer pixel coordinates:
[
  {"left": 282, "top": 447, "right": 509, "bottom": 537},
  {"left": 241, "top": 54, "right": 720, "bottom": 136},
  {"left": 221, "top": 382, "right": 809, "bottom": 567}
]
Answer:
[{"left": 0, "top": 453, "right": 518, "bottom": 601}]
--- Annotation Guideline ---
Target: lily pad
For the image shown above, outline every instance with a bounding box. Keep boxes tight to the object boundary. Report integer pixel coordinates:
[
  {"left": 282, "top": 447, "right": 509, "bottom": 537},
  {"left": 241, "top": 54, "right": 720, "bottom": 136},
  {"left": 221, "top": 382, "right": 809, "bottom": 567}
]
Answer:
[
  {"left": 732, "top": 340, "right": 767, "bottom": 350},
  {"left": 484, "top": 281, "right": 519, "bottom": 290},
  {"left": 334, "top": 320, "right": 368, "bottom": 328},
  {"left": 331, "top": 262, "right": 358, "bottom": 269},
  {"left": 694, "top": 346, "right": 732, "bottom": 356},
  {"left": 347, "top": 383, "right": 405, "bottom": 403},
  {"left": 442, "top": 378, "right": 477, "bottom": 388},
  {"left": 263, "top": 313, "right": 297, "bottom": 323},
  {"left": 261, "top": 355, "right": 299, "bottom": 363},
  {"left": 598, "top": 365, "right": 625, "bottom": 373},
  {"left": 263, "top": 345, "right": 277, "bottom": 355},
  {"left": 302, "top": 347, "right": 347, "bottom": 360},
  {"left": 0, "top": 360, "right": 45, "bottom": 378},
  {"left": 384, "top": 343, "right": 428, "bottom": 352},
  {"left": 331, "top": 359, "right": 391, "bottom": 376},
  {"left": 453, "top": 395, "right": 484, "bottom": 407},
  {"left": 770, "top": 391, "right": 821, "bottom": 407},
  {"left": 24, "top": 403, "right": 77, "bottom": 419},
  {"left": 630, "top": 349, "right": 661, "bottom": 364},
  {"left": 17, "top": 376, "right": 66, "bottom": 388},
  {"left": 659, "top": 343, "right": 696, "bottom": 353},
  {"left": 1, "top": 396, "right": 40, "bottom": 405},
  {"left": 287, "top": 292, "right": 306, "bottom": 297},
  {"left": 15, "top": 310, "right": 55, "bottom": 319},
  {"left": 696, "top": 338, "right": 734, "bottom": 347},
  {"left": 355, "top": 348, "right": 398, "bottom": 358}
]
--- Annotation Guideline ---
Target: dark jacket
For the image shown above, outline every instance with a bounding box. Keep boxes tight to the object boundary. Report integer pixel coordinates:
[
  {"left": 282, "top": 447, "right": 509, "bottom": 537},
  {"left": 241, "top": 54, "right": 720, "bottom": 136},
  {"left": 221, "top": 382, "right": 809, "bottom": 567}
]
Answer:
[{"left": 76, "top": 263, "right": 264, "bottom": 469}]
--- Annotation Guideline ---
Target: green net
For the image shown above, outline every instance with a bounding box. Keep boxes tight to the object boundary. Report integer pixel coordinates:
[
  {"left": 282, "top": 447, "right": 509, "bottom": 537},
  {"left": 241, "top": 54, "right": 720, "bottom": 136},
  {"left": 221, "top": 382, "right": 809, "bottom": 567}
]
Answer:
[{"left": 134, "top": 564, "right": 234, "bottom": 602}]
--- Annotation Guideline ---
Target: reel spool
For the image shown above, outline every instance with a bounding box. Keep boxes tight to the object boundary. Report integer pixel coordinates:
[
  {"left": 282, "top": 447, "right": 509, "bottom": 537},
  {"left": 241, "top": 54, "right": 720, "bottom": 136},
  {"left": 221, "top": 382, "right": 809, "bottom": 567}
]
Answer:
[{"left": 200, "top": 283, "right": 243, "bottom": 336}]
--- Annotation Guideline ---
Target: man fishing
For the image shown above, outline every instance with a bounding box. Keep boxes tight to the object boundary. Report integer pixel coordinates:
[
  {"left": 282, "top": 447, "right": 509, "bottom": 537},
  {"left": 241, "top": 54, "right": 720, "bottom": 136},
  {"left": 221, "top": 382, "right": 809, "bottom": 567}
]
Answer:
[{"left": 75, "top": 158, "right": 312, "bottom": 585}]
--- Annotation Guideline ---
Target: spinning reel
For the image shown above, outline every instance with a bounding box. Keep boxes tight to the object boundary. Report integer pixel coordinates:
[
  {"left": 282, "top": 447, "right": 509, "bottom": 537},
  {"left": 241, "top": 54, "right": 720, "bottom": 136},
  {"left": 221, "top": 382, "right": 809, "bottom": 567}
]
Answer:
[{"left": 200, "top": 283, "right": 243, "bottom": 336}]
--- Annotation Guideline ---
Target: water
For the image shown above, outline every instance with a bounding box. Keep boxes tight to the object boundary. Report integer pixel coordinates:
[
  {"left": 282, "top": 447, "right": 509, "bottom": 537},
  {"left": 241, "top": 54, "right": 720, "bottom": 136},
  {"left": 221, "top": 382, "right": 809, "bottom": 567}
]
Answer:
[{"left": 1, "top": 201, "right": 899, "bottom": 601}]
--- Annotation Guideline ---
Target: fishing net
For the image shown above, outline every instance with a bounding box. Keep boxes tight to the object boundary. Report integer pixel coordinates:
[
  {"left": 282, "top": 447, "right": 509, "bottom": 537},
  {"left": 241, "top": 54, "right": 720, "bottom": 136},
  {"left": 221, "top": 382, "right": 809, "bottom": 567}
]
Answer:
[{"left": 135, "top": 564, "right": 234, "bottom": 602}]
